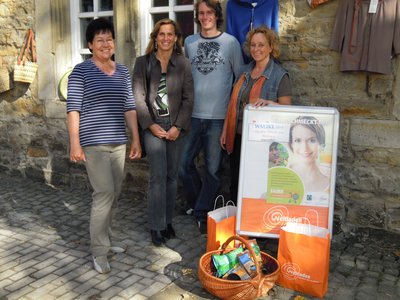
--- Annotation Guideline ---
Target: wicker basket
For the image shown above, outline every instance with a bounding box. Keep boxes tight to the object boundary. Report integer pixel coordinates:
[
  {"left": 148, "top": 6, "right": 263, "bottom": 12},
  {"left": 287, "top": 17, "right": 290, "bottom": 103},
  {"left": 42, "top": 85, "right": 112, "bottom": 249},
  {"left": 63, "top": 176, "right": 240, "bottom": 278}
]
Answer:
[
  {"left": 13, "top": 28, "right": 38, "bottom": 84},
  {"left": 14, "top": 61, "right": 38, "bottom": 83},
  {"left": 198, "top": 235, "right": 280, "bottom": 300}
]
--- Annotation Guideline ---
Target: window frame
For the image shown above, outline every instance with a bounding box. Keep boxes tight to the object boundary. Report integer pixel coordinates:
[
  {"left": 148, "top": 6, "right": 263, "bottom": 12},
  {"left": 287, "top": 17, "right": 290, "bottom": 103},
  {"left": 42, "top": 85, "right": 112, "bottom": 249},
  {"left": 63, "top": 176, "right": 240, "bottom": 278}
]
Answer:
[
  {"left": 70, "top": 0, "right": 114, "bottom": 65},
  {"left": 139, "top": 0, "right": 195, "bottom": 55}
]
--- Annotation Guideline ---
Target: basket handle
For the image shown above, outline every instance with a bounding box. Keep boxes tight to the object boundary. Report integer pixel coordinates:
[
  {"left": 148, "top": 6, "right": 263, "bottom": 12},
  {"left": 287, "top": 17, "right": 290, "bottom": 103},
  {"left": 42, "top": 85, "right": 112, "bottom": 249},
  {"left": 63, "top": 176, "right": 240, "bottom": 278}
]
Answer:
[
  {"left": 220, "top": 235, "right": 262, "bottom": 278},
  {"left": 17, "top": 30, "right": 29, "bottom": 65},
  {"left": 17, "top": 29, "right": 36, "bottom": 65},
  {"left": 30, "top": 29, "right": 37, "bottom": 62}
]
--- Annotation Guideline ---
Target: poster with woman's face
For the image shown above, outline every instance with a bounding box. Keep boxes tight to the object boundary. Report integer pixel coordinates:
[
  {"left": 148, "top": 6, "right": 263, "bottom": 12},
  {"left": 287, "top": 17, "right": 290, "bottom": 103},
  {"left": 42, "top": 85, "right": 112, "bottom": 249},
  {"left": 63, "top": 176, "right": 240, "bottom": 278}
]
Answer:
[
  {"left": 266, "top": 116, "right": 332, "bottom": 207},
  {"left": 237, "top": 106, "right": 338, "bottom": 238}
]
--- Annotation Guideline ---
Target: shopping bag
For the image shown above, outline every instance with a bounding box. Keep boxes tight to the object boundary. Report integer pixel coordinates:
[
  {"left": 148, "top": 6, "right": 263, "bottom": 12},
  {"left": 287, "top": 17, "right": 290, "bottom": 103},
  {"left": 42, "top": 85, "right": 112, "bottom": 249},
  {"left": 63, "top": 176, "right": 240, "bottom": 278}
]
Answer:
[
  {"left": 206, "top": 195, "right": 236, "bottom": 252},
  {"left": 277, "top": 222, "right": 330, "bottom": 298}
]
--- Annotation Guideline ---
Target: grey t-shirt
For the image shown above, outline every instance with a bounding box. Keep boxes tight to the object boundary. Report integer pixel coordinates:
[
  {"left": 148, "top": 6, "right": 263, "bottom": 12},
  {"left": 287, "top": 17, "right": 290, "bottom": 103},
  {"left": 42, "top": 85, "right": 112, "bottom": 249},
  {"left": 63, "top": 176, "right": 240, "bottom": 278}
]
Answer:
[{"left": 184, "top": 32, "right": 244, "bottom": 119}]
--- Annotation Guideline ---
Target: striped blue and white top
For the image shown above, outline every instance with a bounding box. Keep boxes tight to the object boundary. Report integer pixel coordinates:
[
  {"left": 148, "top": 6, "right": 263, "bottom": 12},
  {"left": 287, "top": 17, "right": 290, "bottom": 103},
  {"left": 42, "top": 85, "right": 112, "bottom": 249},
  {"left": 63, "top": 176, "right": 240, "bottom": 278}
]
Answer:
[{"left": 67, "top": 59, "right": 136, "bottom": 147}]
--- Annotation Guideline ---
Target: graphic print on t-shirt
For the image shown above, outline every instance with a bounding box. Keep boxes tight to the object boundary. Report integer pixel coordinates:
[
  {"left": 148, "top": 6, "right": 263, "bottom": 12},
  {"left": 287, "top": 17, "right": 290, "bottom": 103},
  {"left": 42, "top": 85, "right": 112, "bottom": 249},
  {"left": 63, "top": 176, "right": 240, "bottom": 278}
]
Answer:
[
  {"left": 154, "top": 73, "right": 169, "bottom": 111},
  {"left": 191, "top": 41, "right": 224, "bottom": 75}
]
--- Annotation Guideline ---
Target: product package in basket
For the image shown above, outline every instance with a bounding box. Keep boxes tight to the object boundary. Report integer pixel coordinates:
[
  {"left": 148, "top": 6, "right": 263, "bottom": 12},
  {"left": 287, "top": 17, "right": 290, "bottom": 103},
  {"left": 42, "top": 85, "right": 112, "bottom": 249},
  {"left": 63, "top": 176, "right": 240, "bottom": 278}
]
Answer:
[{"left": 198, "top": 235, "right": 280, "bottom": 300}]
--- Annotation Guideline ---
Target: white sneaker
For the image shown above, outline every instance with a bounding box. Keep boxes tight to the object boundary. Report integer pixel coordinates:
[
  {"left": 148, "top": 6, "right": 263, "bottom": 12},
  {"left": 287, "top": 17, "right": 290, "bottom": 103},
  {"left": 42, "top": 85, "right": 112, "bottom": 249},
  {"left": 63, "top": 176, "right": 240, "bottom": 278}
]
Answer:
[{"left": 93, "top": 255, "right": 111, "bottom": 274}]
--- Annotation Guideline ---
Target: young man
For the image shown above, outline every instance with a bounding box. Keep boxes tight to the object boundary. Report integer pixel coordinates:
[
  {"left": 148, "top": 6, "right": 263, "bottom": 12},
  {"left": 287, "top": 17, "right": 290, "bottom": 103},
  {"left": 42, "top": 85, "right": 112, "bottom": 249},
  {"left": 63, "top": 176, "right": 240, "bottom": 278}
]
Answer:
[{"left": 179, "top": 0, "right": 244, "bottom": 233}]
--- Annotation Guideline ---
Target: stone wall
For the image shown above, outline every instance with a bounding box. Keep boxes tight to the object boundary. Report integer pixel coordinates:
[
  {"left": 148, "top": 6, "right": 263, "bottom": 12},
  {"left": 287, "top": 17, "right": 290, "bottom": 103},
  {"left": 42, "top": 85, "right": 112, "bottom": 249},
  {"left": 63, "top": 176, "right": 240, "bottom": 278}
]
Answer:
[
  {"left": 277, "top": 1, "right": 400, "bottom": 233},
  {"left": 0, "top": 0, "right": 399, "bottom": 234}
]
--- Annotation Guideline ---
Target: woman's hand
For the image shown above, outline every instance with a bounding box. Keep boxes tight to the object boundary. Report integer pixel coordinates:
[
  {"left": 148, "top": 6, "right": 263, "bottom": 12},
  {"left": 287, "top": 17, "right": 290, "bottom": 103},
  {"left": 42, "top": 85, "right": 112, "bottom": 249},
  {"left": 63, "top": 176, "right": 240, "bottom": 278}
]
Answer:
[
  {"left": 166, "top": 126, "right": 180, "bottom": 141},
  {"left": 149, "top": 124, "right": 167, "bottom": 139},
  {"left": 67, "top": 111, "right": 85, "bottom": 163},
  {"left": 69, "top": 142, "right": 86, "bottom": 163},
  {"left": 220, "top": 120, "right": 228, "bottom": 150},
  {"left": 252, "top": 98, "right": 278, "bottom": 108},
  {"left": 129, "top": 140, "right": 142, "bottom": 160}
]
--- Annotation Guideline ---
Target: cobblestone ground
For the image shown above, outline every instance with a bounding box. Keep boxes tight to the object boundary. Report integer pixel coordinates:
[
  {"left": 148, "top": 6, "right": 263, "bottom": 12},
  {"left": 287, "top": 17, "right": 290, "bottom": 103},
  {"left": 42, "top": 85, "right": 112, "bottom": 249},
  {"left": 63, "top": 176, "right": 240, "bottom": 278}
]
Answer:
[{"left": 0, "top": 173, "right": 399, "bottom": 300}]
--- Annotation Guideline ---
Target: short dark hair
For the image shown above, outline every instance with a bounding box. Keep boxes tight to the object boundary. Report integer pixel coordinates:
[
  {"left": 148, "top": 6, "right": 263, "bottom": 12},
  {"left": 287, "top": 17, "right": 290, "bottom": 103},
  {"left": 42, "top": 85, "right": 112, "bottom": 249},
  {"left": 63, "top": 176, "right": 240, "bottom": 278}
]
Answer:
[
  {"left": 194, "top": 0, "right": 223, "bottom": 29},
  {"left": 86, "top": 18, "right": 115, "bottom": 45}
]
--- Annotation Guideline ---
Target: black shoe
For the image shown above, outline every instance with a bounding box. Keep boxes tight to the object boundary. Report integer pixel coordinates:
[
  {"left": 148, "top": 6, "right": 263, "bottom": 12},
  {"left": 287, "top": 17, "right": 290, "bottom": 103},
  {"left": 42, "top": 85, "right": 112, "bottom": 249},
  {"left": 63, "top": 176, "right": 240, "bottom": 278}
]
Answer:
[
  {"left": 160, "top": 229, "right": 170, "bottom": 239},
  {"left": 161, "top": 224, "right": 176, "bottom": 239},
  {"left": 150, "top": 230, "right": 165, "bottom": 246}
]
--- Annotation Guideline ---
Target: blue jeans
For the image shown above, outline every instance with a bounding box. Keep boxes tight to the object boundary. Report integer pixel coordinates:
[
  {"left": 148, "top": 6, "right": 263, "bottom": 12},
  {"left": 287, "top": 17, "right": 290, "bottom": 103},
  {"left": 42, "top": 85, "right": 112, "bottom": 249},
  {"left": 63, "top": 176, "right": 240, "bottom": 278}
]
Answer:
[
  {"left": 145, "top": 117, "right": 185, "bottom": 231},
  {"left": 179, "top": 118, "right": 224, "bottom": 221}
]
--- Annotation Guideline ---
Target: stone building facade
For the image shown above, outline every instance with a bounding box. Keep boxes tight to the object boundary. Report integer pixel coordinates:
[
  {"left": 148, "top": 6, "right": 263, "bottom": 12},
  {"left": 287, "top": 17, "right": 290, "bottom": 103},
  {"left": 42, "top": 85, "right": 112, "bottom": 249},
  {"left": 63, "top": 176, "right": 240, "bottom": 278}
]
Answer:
[{"left": 0, "top": 0, "right": 399, "bottom": 234}]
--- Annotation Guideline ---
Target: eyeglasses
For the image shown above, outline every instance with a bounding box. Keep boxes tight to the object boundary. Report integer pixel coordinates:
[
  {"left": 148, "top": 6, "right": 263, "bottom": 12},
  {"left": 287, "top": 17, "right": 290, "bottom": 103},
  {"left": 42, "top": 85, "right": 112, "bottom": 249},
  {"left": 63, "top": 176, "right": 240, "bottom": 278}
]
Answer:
[{"left": 93, "top": 39, "right": 114, "bottom": 45}]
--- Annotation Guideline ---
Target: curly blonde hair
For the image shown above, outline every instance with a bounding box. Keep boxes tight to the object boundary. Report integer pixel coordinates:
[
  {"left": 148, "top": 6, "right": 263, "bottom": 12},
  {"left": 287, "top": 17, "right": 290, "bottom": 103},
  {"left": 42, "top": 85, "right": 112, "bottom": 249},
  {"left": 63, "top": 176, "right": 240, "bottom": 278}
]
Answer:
[{"left": 243, "top": 25, "right": 280, "bottom": 59}]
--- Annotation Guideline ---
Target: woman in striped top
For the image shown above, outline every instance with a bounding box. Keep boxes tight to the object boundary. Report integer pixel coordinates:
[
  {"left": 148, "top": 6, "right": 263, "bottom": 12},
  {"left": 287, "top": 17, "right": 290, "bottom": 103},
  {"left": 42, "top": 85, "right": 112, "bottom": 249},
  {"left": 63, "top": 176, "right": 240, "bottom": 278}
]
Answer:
[{"left": 67, "top": 18, "right": 141, "bottom": 274}]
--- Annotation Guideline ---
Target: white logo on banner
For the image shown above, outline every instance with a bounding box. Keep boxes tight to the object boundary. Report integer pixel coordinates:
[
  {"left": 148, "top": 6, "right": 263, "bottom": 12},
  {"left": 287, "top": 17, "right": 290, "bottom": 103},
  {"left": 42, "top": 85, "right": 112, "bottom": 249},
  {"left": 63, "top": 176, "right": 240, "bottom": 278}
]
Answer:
[{"left": 263, "top": 207, "right": 320, "bottom": 231}]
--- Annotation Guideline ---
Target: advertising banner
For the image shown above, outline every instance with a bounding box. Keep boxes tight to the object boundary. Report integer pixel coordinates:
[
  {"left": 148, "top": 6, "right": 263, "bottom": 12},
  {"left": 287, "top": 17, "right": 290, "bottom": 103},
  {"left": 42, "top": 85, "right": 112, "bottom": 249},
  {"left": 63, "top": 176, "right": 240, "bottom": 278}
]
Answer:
[{"left": 236, "top": 105, "right": 339, "bottom": 238}]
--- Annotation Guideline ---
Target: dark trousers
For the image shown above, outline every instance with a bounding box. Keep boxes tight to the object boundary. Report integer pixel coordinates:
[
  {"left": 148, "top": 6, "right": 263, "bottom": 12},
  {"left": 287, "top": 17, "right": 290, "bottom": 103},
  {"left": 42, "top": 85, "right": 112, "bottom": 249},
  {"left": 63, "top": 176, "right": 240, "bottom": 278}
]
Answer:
[{"left": 229, "top": 134, "right": 242, "bottom": 205}]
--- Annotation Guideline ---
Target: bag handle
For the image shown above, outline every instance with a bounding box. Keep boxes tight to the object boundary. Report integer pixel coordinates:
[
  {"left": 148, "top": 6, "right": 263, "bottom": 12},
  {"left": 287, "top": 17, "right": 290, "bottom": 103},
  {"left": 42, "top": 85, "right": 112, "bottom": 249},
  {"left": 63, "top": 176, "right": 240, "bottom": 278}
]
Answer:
[
  {"left": 225, "top": 200, "right": 236, "bottom": 207},
  {"left": 305, "top": 209, "right": 319, "bottom": 227},
  {"left": 213, "top": 194, "right": 225, "bottom": 210},
  {"left": 17, "top": 29, "right": 36, "bottom": 65},
  {"left": 17, "top": 30, "right": 30, "bottom": 65},
  {"left": 23, "top": 30, "right": 32, "bottom": 64},
  {"left": 220, "top": 235, "right": 262, "bottom": 280},
  {"left": 223, "top": 200, "right": 236, "bottom": 218},
  {"left": 298, "top": 210, "right": 319, "bottom": 234},
  {"left": 30, "top": 29, "right": 37, "bottom": 63}
]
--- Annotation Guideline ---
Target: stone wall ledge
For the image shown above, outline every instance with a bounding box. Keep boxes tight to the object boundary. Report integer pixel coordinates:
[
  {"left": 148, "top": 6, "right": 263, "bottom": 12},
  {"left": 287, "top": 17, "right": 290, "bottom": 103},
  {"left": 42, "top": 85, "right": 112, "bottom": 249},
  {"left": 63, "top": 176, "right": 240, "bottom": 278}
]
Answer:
[{"left": 350, "top": 119, "right": 400, "bottom": 148}]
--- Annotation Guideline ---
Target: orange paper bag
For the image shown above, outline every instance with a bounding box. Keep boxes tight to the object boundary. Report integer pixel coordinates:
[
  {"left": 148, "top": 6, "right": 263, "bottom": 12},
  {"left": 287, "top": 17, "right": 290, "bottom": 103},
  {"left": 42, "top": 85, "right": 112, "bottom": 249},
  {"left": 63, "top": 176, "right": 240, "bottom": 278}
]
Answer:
[
  {"left": 277, "top": 222, "right": 330, "bottom": 298},
  {"left": 206, "top": 196, "right": 236, "bottom": 252}
]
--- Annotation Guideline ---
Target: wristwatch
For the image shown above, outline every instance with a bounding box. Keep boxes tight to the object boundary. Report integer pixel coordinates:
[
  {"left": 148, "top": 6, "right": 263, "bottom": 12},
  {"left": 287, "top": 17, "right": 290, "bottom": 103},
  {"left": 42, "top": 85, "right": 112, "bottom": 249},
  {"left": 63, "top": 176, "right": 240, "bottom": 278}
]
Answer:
[{"left": 175, "top": 125, "right": 182, "bottom": 131}]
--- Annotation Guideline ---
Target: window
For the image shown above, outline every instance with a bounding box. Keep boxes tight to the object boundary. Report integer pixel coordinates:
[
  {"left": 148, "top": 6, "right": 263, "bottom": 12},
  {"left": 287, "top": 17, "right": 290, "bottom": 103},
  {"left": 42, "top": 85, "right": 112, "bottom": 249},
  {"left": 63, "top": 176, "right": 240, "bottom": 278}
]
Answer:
[
  {"left": 139, "top": 0, "right": 195, "bottom": 55},
  {"left": 70, "top": 0, "right": 114, "bottom": 65}
]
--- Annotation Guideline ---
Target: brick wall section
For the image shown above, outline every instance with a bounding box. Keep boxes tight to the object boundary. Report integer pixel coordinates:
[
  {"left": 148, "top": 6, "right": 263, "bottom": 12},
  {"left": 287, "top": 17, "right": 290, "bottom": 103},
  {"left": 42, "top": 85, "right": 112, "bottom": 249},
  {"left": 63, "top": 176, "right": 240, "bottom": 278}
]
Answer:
[{"left": 0, "top": 0, "right": 399, "bottom": 233}]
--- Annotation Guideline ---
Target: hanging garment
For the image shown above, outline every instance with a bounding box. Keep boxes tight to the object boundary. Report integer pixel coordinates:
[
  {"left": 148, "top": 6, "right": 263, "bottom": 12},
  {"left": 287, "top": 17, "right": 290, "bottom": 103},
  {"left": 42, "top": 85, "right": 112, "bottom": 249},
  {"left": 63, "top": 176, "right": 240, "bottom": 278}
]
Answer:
[
  {"left": 226, "top": 0, "right": 279, "bottom": 62},
  {"left": 330, "top": 0, "right": 400, "bottom": 74}
]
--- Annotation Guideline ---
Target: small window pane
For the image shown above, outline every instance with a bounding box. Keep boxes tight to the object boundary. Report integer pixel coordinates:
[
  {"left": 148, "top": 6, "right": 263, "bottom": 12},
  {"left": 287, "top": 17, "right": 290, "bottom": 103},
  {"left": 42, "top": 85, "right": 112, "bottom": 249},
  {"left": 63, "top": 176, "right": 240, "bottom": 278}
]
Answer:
[
  {"left": 80, "top": 18, "right": 93, "bottom": 47},
  {"left": 80, "top": 0, "right": 94, "bottom": 12},
  {"left": 154, "top": 0, "right": 169, "bottom": 7},
  {"left": 153, "top": 0, "right": 169, "bottom": 7},
  {"left": 100, "top": 0, "right": 113, "bottom": 11},
  {"left": 176, "top": 11, "right": 194, "bottom": 41},
  {"left": 176, "top": 0, "right": 193, "bottom": 5},
  {"left": 82, "top": 54, "right": 92, "bottom": 61},
  {"left": 152, "top": 13, "right": 169, "bottom": 25}
]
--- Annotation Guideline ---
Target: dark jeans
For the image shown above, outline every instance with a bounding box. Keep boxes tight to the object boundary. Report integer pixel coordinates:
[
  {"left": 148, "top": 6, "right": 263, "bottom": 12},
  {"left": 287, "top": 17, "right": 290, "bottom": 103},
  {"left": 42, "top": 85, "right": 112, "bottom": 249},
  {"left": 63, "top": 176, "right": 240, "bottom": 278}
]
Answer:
[
  {"left": 145, "top": 117, "right": 185, "bottom": 231},
  {"left": 229, "top": 134, "right": 242, "bottom": 205},
  {"left": 179, "top": 118, "right": 224, "bottom": 221}
]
